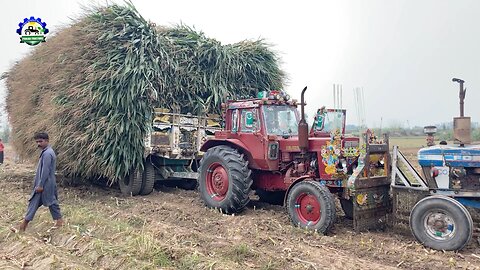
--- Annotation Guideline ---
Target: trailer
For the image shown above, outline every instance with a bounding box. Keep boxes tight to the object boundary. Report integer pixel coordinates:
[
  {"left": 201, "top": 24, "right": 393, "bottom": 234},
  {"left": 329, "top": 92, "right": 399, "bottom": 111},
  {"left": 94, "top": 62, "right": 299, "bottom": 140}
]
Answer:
[{"left": 118, "top": 109, "right": 222, "bottom": 196}]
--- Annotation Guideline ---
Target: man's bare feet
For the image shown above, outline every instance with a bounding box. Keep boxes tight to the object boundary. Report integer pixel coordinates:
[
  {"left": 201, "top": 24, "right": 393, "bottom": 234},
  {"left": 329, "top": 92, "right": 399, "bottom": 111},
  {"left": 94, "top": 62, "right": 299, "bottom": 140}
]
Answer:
[
  {"left": 54, "top": 218, "right": 64, "bottom": 227},
  {"left": 11, "top": 220, "right": 29, "bottom": 233},
  {"left": 19, "top": 220, "right": 28, "bottom": 231}
]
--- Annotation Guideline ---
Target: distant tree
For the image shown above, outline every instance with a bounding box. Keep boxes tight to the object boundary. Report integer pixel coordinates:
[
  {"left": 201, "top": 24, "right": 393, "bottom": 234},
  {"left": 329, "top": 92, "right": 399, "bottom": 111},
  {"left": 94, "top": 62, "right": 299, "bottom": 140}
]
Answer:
[
  {"left": 472, "top": 129, "right": 480, "bottom": 141},
  {"left": 437, "top": 130, "right": 453, "bottom": 141}
]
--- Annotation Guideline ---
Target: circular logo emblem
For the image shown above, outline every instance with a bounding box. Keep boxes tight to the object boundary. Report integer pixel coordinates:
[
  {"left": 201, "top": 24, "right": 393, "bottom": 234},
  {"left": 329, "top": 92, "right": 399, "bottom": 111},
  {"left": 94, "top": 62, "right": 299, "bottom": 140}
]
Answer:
[{"left": 16, "top": 16, "right": 49, "bottom": 46}]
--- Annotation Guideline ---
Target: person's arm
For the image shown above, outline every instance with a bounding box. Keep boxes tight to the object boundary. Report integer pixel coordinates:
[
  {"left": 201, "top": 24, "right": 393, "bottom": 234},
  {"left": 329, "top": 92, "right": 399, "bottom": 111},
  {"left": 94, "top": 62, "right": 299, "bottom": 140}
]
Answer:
[{"left": 38, "top": 153, "right": 53, "bottom": 189}]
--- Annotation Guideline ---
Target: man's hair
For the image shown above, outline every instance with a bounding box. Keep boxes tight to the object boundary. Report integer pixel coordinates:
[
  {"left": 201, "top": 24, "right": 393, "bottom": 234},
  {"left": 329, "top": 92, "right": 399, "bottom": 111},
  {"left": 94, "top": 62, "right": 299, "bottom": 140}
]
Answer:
[{"left": 34, "top": 132, "right": 49, "bottom": 140}]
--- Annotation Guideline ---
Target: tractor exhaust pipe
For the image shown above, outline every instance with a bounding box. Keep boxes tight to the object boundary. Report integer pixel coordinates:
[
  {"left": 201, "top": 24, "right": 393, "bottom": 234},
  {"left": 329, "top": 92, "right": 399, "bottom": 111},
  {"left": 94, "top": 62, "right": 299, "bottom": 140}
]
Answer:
[
  {"left": 299, "top": 86, "right": 308, "bottom": 154},
  {"left": 452, "top": 78, "right": 471, "bottom": 146},
  {"left": 452, "top": 78, "right": 466, "bottom": 117}
]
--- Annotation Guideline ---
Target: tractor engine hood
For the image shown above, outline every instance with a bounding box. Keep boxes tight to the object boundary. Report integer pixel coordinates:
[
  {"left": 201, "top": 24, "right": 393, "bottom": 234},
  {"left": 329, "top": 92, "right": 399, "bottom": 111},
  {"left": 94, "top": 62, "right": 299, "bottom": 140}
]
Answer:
[
  {"left": 278, "top": 136, "right": 301, "bottom": 152},
  {"left": 278, "top": 136, "right": 359, "bottom": 153},
  {"left": 418, "top": 144, "right": 480, "bottom": 167}
]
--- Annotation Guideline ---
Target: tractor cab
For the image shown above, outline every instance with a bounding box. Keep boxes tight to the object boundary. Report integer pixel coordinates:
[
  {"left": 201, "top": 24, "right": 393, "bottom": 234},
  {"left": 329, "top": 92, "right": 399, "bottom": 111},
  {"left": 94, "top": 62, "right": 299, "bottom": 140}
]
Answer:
[
  {"left": 262, "top": 104, "right": 299, "bottom": 137},
  {"left": 209, "top": 90, "right": 302, "bottom": 170},
  {"left": 310, "top": 107, "right": 346, "bottom": 137}
]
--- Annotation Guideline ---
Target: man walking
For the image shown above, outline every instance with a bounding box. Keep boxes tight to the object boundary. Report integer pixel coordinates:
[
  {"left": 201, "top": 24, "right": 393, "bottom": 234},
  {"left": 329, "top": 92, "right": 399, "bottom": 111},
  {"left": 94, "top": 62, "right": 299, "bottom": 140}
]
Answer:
[{"left": 13, "top": 132, "right": 63, "bottom": 232}]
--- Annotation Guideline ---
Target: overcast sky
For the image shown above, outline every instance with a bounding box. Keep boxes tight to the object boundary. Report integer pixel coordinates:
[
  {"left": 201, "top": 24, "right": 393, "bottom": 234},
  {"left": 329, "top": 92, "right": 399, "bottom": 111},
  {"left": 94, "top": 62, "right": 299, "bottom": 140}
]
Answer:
[{"left": 1, "top": 0, "right": 479, "bottom": 128}]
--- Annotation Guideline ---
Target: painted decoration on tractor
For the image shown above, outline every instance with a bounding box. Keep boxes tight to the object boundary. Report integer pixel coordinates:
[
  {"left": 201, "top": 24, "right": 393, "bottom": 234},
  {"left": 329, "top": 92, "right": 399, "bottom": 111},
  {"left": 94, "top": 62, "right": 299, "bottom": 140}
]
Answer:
[
  {"left": 356, "top": 193, "right": 367, "bottom": 205},
  {"left": 321, "top": 129, "right": 342, "bottom": 175}
]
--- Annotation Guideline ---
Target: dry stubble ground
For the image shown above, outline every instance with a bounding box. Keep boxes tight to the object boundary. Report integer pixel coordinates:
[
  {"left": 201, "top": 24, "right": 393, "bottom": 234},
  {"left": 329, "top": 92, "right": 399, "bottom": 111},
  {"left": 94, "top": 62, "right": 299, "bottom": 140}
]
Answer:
[{"left": 1, "top": 142, "right": 480, "bottom": 270}]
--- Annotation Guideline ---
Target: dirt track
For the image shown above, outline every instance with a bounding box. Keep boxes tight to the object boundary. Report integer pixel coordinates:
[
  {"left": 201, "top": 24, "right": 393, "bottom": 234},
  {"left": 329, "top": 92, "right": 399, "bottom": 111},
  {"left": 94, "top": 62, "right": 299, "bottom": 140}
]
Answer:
[{"left": 1, "top": 147, "right": 480, "bottom": 270}]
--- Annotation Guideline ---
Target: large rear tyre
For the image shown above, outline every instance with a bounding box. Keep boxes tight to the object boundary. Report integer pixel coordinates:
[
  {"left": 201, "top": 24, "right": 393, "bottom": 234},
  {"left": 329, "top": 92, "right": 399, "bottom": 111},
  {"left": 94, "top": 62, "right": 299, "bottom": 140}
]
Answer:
[
  {"left": 256, "top": 189, "right": 285, "bottom": 206},
  {"left": 140, "top": 160, "right": 155, "bottom": 195},
  {"left": 119, "top": 168, "right": 142, "bottom": 196},
  {"left": 410, "top": 195, "right": 473, "bottom": 251},
  {"left": 286, "top": 181, "right": 336, "bottom": 234},
  {"left": 198, "top": 145, "right": 252, "bottom": 213}
]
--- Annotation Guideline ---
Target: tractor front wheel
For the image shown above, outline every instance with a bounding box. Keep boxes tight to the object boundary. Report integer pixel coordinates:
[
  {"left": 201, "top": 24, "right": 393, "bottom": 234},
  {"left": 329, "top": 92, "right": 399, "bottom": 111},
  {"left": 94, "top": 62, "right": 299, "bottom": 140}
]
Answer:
[
  {"left": 198, "top": 145, "right": 252, "bottom": 213},
  {"left": 286, "top": 181, "right": 336, "bottom": 234},
  {"left": 410, "top": 195, "right": 473, "bottom": 251}
]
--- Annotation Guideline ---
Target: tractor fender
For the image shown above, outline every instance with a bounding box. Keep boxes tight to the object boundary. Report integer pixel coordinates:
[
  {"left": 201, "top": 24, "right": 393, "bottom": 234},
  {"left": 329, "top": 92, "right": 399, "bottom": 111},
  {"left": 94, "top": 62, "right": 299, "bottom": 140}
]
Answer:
[
  {"left": 200, "top": 139, "right": 256, "bottom": 167},
  {"left": 283, "top": 175, "right": 314, "bottom": 205}
]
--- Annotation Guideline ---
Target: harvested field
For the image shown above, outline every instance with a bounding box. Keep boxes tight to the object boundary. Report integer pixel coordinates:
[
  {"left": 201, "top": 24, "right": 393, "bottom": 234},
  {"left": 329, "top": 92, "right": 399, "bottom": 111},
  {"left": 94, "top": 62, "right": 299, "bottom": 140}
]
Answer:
[{"left": 1, "top": 144, "right": 480, "bottom": 270}]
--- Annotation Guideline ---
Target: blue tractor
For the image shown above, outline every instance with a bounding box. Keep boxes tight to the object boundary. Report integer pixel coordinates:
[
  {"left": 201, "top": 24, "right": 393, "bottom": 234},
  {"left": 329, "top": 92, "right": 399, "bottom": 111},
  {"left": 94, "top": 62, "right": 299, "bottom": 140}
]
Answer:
[{"left": 391, "top": 78, "right": 480, "bottom": 251}]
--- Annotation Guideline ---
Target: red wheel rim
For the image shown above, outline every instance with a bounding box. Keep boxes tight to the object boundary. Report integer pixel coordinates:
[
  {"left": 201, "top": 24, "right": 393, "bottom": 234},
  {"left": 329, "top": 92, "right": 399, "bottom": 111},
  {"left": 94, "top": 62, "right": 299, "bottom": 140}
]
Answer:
[
  {"left": 295, "top": 193, "right": 321, "bottom": 225},
  {"left": 205, "top": 162, "right": 229, "bottom": 201}
]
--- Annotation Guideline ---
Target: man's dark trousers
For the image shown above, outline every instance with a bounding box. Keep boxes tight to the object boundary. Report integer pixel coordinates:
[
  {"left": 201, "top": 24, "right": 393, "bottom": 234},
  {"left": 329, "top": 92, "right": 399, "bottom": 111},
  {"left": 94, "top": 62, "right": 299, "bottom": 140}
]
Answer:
[{"left": 25, "top": 193, "right": 62, "bottom": 221}]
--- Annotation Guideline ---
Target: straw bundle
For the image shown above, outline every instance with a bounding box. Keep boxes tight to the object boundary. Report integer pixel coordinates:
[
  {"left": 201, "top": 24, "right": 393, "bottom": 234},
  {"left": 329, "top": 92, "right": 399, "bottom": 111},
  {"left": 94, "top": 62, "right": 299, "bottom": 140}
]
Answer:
[{"left": 5, "top": 3, "right": 285, "bottom": 182}]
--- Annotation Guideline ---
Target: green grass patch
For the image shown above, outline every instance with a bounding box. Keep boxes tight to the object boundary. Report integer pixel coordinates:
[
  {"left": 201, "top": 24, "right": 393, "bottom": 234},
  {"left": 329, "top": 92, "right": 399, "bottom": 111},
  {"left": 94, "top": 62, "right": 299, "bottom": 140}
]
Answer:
[
  {"left": 227, "top": 243, "right": 256, "bottom": 263},
  {"left": 390, "top": 137, "right": 425, "bottom": 149},
  {"left": 178, "top": 253, "right": 201, "bottom": 270},
  {"left": 260, "top": 260, "right": 282, "bottom": 270}
]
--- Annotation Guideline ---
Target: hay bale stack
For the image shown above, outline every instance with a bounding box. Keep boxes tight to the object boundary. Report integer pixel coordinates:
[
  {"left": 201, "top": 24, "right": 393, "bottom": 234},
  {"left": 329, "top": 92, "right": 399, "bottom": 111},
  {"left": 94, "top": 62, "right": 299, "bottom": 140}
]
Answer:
[
  {"left": 156, "top": 25, "right": 284, "bottom": 113},
  {"left": 5, "top": 3, "right": 285, "bottom": 182}
]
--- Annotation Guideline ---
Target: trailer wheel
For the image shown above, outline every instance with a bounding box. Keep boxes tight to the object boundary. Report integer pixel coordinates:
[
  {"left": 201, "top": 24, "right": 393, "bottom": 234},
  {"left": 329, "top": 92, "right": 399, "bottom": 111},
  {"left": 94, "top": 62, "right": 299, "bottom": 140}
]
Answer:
[
  {"left": 119, "top": 168, "right": 142, "bottom": 196},
  {"left": 140, "top": 160, "right": 155, "bottom": 195},
  {"left": 256, "top": 189, "right": 285, "bottom": 206},
  {"left": 198, "top": 145, "right": 252, "bottom": 213},
  {"left": 410, "top": 196, "right": 473, "bottom": 251},
  {"left": 340, "top": 198, "right": 353, "bottom": 220},
  {"left": 286, "top": 181, "right": 336, "bottom": 234}
]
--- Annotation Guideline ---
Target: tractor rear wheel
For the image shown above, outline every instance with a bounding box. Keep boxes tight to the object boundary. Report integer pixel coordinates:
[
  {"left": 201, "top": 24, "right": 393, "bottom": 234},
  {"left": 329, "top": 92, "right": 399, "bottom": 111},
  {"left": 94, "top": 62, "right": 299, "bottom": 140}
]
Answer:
[
  {"left": 198, "top": 145, "right": 252, "bottom": 213},
  {"left": 410, "top": 195, "right": 473, "bottom": 251},
  {"left": 140, "top": 160, "right": 155, "bottom": 195},
  {"left": 286, "top": 181, "right": 336, "bottom": 234},
  {"left": 119, "top": 168, "right": 143, "bottom": 196}
]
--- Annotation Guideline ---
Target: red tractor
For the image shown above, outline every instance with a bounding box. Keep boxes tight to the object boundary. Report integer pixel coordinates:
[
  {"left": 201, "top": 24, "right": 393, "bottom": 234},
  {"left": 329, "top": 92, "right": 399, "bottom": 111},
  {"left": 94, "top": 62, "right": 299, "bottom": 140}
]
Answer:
[{"left": 198, "top": 87, "right": 390, "bottom": 233}]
